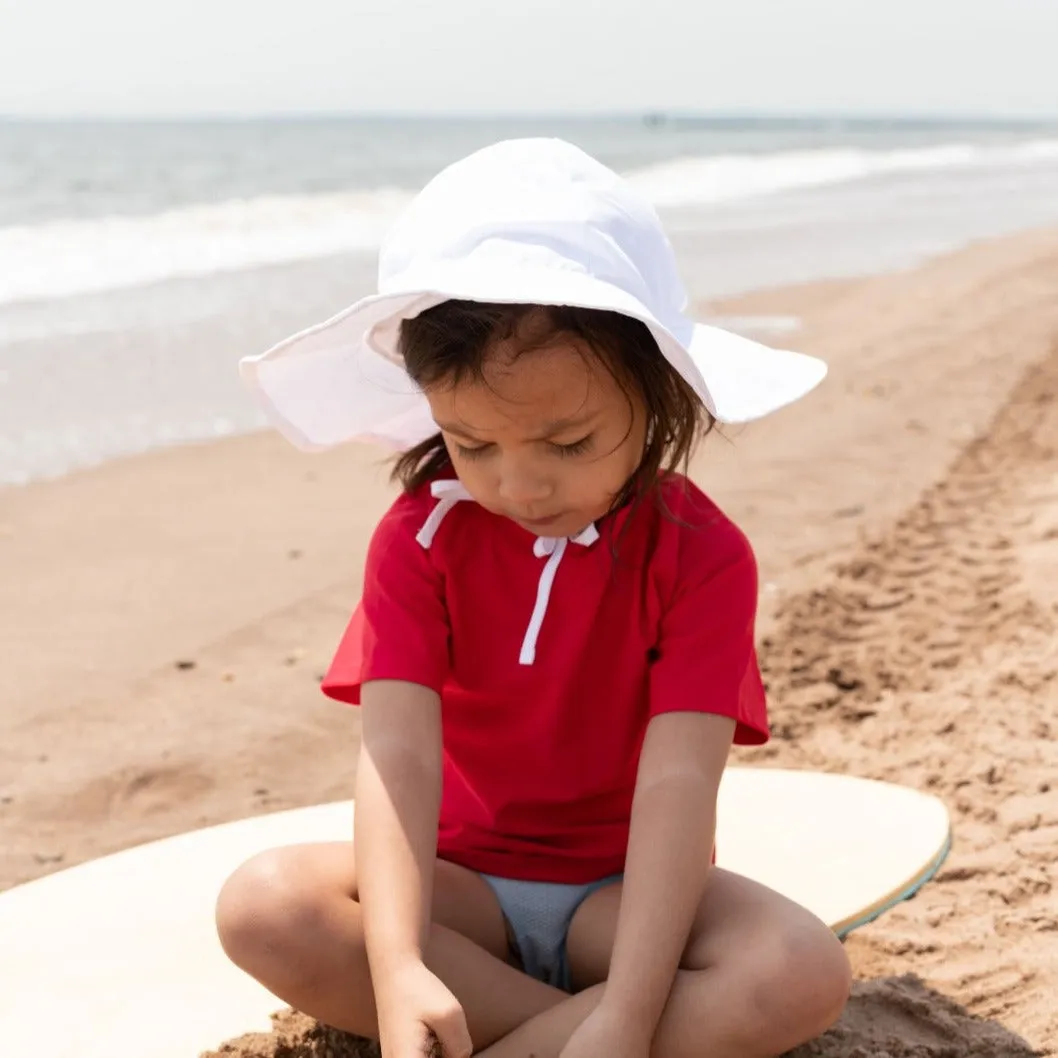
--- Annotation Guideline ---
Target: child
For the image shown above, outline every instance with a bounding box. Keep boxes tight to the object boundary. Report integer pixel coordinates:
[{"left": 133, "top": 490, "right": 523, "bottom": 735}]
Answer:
[{"left": 217, "top": 139, "right": 851, "bottom": 1058}]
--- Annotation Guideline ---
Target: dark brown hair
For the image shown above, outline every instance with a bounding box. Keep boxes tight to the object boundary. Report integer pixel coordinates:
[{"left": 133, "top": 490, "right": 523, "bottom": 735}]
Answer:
[{"left": 392, "top": 300, "right": 715, "bottom": 517}]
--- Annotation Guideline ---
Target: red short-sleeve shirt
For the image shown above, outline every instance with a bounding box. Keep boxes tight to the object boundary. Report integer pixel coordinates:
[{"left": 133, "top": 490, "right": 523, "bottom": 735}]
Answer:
[{"left": 323, "top": 474, "right": 768, "bottom": 883}]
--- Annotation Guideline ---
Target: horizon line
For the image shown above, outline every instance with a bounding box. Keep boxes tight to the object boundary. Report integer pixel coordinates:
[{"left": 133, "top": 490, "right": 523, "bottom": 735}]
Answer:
[{"left": 1, "top": 108, "right": 1055, "bottom": 126}]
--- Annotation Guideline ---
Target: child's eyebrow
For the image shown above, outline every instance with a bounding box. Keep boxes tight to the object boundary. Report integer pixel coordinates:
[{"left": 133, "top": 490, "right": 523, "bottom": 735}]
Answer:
[
  {"left": 434, "top": 420, "right": 483, "bottom": 441},
  {"left": 536, "top": 413, "right": 598, "bottom": 439},
  {"left": 436, "top": 414, "right": 597, "bottom": 442}
]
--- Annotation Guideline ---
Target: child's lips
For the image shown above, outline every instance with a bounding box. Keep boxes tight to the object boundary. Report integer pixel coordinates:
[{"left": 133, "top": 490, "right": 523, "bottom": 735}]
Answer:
[{"left": 517, "top": 512, "right": 567, "bottom": 530}]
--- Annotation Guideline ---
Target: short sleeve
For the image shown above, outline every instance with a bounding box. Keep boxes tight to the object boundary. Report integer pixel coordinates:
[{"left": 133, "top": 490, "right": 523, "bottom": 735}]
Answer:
[
  {"left": 647, "top": 524, "right": 769, "bottom": 745},
  {"left": 321, "top": 492, "right": 450, "bottom": 705}
]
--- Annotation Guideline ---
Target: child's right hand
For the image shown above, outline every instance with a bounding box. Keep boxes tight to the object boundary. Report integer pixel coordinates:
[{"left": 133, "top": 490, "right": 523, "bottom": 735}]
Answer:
[{"left": 377, "top": 960, "right": 472, "bottom": 1058}]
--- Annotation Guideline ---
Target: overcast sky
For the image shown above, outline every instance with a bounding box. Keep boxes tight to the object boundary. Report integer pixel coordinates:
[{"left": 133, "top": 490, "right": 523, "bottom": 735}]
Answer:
[{"left": 1, "top": 0, "right": 1056, "bottom": 119}]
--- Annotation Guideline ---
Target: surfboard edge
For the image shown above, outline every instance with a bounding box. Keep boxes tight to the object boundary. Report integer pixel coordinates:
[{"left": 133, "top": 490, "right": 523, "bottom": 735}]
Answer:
[{"left": 831, "top": 825, "right": 953, "bottom": 938}]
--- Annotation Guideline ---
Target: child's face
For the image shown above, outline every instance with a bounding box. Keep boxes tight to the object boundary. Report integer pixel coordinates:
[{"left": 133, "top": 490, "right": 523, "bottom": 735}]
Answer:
[{"left": 424, "top": 335, "right": 647, "bottom": 538}]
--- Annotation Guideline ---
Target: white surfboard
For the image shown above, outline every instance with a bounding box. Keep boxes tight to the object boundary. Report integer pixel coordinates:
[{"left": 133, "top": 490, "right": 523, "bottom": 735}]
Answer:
[{"left": 0, "top": 767, "right": 949, "bottom": 1058}]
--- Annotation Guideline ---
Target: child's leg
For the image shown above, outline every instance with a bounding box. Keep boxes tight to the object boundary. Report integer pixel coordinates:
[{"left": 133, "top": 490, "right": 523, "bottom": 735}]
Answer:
[
  {"left": 477, "top": 867, "right": 851, "bottom": 1058},
  {"left": 215, "top": 842, "right": 568, "bottom": 1048}
]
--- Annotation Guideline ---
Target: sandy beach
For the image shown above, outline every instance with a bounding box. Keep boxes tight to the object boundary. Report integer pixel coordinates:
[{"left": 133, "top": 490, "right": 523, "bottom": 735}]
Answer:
[{"left": 3, "top": 225, "right": 1058, "bottom": 1055}]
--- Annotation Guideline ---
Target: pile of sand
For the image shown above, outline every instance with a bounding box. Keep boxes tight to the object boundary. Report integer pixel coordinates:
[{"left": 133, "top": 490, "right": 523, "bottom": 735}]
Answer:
[{"left": 203, "top": 977, "right": 1038, "bottom": 1058}]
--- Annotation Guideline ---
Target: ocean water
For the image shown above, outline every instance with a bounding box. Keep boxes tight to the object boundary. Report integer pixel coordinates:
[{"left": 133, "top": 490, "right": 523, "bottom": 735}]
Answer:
[{"left": 2, "top": 115, "right": 1058, "bottom": 485}]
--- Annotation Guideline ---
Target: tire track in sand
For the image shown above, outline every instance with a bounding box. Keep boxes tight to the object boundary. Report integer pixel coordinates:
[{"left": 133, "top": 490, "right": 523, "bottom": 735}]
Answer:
[{"left": 748, "top": 342, "right": 1058, "bottom": 1051}]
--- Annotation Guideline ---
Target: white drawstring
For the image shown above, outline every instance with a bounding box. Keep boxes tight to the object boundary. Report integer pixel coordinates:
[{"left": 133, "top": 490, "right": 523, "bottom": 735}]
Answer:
[
  {"left": 520, "top": 537, "right": 567, "bottom": 665},
  {"left": 415, "top": 479, "right": 472, "bottom": 548},
  {"left": 415, "top": 481, "right": 598, "bottom": 665}
]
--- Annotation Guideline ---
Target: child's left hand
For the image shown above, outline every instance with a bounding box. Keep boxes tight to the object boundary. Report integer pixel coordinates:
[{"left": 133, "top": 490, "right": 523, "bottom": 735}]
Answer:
[{"left": 559, "top": 1003, "right": 652, "bottom": 1058}]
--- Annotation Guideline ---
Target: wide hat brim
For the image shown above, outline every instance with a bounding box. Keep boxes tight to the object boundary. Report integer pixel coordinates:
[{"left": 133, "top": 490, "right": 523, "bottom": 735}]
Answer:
[{"left": 239, "top": 259, "right": 827, "bottom": 452}]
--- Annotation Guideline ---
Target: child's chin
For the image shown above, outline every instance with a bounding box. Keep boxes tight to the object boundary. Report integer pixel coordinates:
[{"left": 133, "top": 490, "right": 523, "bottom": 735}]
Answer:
[{"left": 519, "top": 512, "right": 600, "bottom": 539}]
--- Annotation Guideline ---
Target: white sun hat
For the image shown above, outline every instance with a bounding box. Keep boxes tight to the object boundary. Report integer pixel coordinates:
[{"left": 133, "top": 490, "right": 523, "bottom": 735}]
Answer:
[{"left": 239, "top": 137, "right": 826, "bottom": 451}]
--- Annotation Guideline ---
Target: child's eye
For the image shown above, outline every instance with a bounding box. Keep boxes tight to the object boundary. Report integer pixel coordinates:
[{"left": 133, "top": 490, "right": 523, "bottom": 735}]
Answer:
[
  {"left": 551, "top": 436, "right": 593, "bottom": 458},
  {"left": 455, "top": 442, "right": 492, "bottom": 460}
]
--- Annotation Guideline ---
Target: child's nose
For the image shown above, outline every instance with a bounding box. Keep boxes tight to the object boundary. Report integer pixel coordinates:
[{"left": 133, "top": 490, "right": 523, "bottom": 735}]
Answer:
[{"left": 497, "top": 463, "right": 553, "bottom": 506}]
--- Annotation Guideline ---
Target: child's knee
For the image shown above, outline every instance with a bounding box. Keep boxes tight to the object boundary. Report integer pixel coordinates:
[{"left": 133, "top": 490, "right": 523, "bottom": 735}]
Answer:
[
  {"left": 751, "top": 920, "right": 851, "bottom": 1037},
  {"left": 215, "top": 848, "right": 335, "bottom": 970}
]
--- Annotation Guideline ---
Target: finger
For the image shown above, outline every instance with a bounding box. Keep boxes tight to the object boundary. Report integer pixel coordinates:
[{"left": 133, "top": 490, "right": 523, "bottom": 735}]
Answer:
[
  {"left": 430, "top": 1009, "right": 472, "bottom": 1058},
  {"left": 379, "top": 1026, "right": 427, "bottom": 1058}
]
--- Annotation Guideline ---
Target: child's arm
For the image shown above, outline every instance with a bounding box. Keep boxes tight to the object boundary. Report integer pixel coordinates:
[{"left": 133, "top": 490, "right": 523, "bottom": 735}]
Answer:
[
  {"left": 583, "top": 519, "right": 761, "bottom": 1051},
  {"left": 356, "top": 678, "right": 471, "bottom": 1058},
  {"left": 356, "top": 677, "right": 443, "bottom": 976},
  {"left": 600, "top": 712, "right": 733, "bottom": 1033}
]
